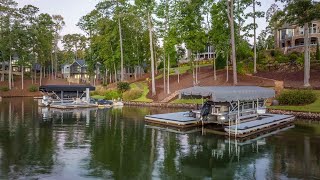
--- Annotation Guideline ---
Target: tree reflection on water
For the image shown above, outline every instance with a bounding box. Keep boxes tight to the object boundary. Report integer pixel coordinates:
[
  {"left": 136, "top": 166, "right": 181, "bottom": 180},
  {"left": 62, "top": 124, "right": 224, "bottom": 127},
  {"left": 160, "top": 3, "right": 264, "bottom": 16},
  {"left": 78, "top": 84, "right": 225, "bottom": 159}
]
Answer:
[{"left": 0, "top": 97, "right": 319, "bottom": 179}]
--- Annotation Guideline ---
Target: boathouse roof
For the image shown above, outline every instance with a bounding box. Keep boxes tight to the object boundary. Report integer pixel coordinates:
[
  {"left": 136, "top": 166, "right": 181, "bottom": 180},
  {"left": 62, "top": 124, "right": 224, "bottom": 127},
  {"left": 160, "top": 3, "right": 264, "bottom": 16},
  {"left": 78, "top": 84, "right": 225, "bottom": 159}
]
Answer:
[
  {"left": 39, "top": 85, "right": 95, "bottom": 92},
  {"left": 179, "top": 86, "right": 275, "bottom": 102}
]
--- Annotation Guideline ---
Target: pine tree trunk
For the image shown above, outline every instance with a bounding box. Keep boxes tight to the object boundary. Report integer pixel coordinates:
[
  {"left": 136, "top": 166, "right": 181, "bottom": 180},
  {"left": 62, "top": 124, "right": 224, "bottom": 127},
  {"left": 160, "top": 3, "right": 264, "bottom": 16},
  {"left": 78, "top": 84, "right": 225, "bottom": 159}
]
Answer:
[
  {"left": 21, "top": 65, "right": 24, "bottom": 90},
  {"left": 163, "top": 53, "right": 166, "bottom": 92},
  {"left": 40, "top": 66, "right": 42, "bottom": 86},
  {"left": 214, "top": 54, "right": 217, "bottom": 81},
  {"left": 226, "top": 53, "right": 229, "bottom": 82},
  {"left": 148, "top": 11, "right": 156, "bottom": 96},
  {"left": 228, "top": 0, "right": 238, "bottom": 85},
  {"left": 9, "top": 55, "right": 12, "bottom": 90},
  {"left": 119, "top": 18, "right": 124, "bottom": 82},
  {"left": 55, "top": 46, "right": 58, "bottom": 79},
  {"left": 1, "top": 61, "right": 4, "bottom": 81},
  {"left": 304, "top": 23, "right": 310, "bottom": 87},
  {"left": 34, "top": 65, "right": 37, "bottom": 84},
  {"left": 253, "top": 0, "right": 257, "bottom": 73},
  {"left": 167, "top": 54, "right": 170, "bottom": 94}
]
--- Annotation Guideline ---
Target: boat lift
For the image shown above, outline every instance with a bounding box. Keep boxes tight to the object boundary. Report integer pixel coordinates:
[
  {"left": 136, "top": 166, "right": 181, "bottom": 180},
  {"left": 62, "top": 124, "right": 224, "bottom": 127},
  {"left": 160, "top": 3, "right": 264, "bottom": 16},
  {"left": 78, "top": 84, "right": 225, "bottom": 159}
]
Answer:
[{"left": 145, "top": 86, "right": 295, "bottom": 138}]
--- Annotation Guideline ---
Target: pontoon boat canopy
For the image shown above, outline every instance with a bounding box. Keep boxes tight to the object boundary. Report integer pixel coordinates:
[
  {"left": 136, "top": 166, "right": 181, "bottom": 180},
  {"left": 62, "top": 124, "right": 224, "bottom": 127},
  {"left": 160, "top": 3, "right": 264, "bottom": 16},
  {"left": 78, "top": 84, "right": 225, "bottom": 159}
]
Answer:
[
  {"left": 179, "top": 86, "right": 275, "bottom": 102},
  {"left": 39, "top": 85, "right": 95, "bottom": 92}
]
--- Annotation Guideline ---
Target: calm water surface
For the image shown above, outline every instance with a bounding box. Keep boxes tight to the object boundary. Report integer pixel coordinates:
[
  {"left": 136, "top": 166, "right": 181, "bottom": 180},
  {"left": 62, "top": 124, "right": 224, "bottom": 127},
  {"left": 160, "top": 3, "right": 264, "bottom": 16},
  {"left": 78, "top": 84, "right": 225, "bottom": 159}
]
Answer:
[{"left": 0, "top": 98, "right": 319, "bottom": 180}]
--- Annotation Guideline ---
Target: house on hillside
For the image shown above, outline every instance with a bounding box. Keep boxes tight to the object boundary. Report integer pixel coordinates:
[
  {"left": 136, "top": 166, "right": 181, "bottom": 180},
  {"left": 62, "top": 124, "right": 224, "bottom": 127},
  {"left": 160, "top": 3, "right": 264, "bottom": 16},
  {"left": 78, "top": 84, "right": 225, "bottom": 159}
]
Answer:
[
  {"left": 275, "top": 20, "right": 320, "bottom": 54},
  {"left": 62, "top": 59, "right": 89, "bottom": 83},
  {"left": 179, "top": 44, "right": 215, "bottom": 64},
  {"left": 0, "top": 55, "right": 33, "bottom": 74}
]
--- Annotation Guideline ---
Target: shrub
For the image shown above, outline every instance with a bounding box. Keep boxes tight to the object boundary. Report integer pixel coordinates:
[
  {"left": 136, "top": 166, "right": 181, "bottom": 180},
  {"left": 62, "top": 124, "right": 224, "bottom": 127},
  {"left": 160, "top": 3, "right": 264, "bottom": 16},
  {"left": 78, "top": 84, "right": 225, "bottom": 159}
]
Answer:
[
  {"left": 28, "top": 85, "right": 38, "bottom": 92},
  {"left": 277, "top": 90, "right": 317, "bottom": 105},
  {"left": 117, "top": 82, "right": 130, "bottom": 92},
  {"left": 237, "top": 61, "right": 246, "bottom": 75},
  {"left": 122, "top": 89, "right": 143, "bottom": 101},
  {"left": 270, "top": 50, "right": 276, "bottom": 57},
  {"left": 0, "top": 86, "right": 9, "bottom": 92},
  {"left": 105, "top": 90, "right": 121, "bottom": 100}
]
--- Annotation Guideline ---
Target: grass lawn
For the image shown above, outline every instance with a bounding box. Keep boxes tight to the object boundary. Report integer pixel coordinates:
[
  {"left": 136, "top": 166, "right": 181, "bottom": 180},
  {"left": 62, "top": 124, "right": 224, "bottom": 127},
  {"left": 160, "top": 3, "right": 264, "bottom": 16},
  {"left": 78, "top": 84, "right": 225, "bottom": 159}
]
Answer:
[
  {"left": 91, "top": 95, "right": 105, "bottom": 100},
  {"left": 130, "top": 82, "right": 153, "bottom": 102},
  {"left": 268, "top": 90, "right": 320, "bottom": 113},
  {"left": 170, "top": 98, "right": 204, "bottom": 104}
]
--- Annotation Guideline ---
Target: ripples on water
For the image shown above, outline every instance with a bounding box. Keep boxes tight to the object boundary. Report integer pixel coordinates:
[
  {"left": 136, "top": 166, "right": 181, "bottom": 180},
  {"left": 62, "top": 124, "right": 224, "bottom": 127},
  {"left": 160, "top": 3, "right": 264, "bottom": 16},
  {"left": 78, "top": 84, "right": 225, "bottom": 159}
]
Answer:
[{"left": 0, "top": 98, "right": 319, "bottom": 179}]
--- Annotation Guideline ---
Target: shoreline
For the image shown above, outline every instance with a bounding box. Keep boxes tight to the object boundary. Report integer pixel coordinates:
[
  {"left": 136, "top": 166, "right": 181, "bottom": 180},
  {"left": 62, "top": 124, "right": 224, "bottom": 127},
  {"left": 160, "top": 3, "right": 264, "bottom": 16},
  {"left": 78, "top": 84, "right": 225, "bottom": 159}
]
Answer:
[
  {"left": 1, "top": 96, "right": 319, "bottom": 120},
  {"left": 124, "top": 101, "right": 320, "bottom": 120}
]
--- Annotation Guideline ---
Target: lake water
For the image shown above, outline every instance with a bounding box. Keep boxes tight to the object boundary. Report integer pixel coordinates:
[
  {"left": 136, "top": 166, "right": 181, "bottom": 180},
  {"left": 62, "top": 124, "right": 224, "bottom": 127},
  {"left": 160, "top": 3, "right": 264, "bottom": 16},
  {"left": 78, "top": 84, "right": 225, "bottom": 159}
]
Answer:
[{"left": 0, "top": 98, "right": 319, "bottom": 180}]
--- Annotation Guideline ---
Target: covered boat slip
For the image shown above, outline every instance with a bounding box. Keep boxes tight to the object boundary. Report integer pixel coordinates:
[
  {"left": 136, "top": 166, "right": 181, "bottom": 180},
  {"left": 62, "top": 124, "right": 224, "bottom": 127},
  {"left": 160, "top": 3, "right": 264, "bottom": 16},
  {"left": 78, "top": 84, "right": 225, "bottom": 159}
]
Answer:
[
  {"left": 179, "top": 86, "right": 275, "bottom": 102},
  {"left": 145, "top": 86, "right": 295, "bottom": 138},
  {"left": 39, "top": 85, "right": 95, "bottom": 99}
]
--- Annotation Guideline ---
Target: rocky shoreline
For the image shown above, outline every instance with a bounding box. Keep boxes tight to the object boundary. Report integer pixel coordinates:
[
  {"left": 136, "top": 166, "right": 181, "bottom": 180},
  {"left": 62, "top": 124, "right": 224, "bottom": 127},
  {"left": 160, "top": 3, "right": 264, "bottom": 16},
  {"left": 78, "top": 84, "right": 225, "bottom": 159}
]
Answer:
[{"left": 268, "top": 109, "right": 320, "bottom": 120}]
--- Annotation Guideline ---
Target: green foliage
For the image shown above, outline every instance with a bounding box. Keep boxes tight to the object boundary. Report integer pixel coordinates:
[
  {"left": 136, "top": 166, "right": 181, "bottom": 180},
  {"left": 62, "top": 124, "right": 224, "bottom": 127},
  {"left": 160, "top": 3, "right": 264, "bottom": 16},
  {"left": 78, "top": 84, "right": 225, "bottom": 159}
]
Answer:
[
  {"left": 117, "top": 82, "right": 130, "bottom": 92},
  {"left": 28, "top": 85, "right": 38, "bottom": 92},
  {"left": 0, "top": 86, "right": 9, "bottom": 92},
  {"left": 237, "top": 61, "right": 246, "bottom": 75},
  {"left": 215, "top": 54, "right": 226, "bottom": 70},
  {"left": 105, "top": 90, "right": 121, "bottom": 100},
  {"left": 270, "top": 50, "right": 276, "bottom": 57},
  {"left": 122, "top": 89, "right": 143, "bottom": 101},
  {"left": 277, "top": 90, "right": 317, "bottom": 106}
]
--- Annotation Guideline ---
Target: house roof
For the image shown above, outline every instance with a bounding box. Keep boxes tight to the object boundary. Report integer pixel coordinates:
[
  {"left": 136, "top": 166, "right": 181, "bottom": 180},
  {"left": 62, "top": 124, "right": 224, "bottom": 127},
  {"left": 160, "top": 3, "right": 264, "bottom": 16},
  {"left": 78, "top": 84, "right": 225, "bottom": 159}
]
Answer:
[
  {"left": 179, "top": 86, "right": 275, "bottom": 102},
  {"left": 74, "top": 59, "right": 86, "bottom": 67},
  {"left": 39, "top": 85, "right": 95, "bottom": 92}
]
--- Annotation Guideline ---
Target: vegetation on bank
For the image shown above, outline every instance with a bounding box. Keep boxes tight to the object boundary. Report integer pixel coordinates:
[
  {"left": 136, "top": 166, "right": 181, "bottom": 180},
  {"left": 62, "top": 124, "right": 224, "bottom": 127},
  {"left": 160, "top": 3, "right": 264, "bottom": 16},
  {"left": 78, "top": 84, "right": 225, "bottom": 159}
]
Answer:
[
  {"left": 91, "top": 82, "right": 152, "bottom": 102},
  {"left": 269, "top": 90, "right": 320, "bottom": 113}
]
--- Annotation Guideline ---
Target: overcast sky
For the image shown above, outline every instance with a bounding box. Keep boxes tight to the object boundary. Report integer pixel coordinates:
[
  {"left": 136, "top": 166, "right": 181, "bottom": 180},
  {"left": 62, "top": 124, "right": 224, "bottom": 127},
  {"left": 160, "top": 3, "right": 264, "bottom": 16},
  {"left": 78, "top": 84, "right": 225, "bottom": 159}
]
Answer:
[{"left": 16, "top": 0, "right": 280, "bottom": 44}]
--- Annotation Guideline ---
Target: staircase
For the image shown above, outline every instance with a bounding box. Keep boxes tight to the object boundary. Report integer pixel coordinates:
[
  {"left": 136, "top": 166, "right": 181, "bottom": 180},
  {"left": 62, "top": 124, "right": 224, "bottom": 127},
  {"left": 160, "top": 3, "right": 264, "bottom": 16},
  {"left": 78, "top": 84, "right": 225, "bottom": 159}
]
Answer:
[{"left": 160, "top": 91, "right": 179, "bottom": 103}]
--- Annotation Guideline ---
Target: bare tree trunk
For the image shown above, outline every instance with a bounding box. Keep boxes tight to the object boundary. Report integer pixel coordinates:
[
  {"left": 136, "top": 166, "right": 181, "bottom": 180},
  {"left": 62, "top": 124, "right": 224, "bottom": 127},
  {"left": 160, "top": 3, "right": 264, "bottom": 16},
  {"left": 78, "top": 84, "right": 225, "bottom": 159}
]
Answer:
[
  {"left": 226, "top": 53, "right": 229, "bottom": 82},
  {"left": 304, "top": 23, "right": 310, "bottom": 87},
  {"left": 178, "top": 66, "right": 180, "bottom": 83},
  {"left": 34, "top": 64, "right": 37, "bottom": 84},
  {"left": 163, "top": 53, "right": 166, "bottom": 92},
  {"left": 227, "top": 0, "right": 238, "bottom": 85},
  {"left": 55, "top": 44, "right": 58, "bottom": 79},
  {"left": 21, "top": 65, "right": 24, "bottom": 90},
  {"left": 40, "top": 65, "right": 42, "bottom": 86},
  {"left": 1, "top": 61, "right": 4, "bottom": 81},
  {"left": 148, "top": 11, "right": 156, "bottom": 96},
  {"left": 167, "top": 54, "right": 170, "bottom": 94},
  {"left": 253, "top": 0, "right": 257, "bottom": 74},
  {"left": 119, "top": 18, "right": 124, "bottom": 82},
  {"left": 195, "top": 53, "right": 198, "bottom": 84},
  {"left": 9, "top": 55, "right": 12, "bottom": 90},
  {"left": 214, "top": 54, "right": 217, "bottom": 81}
]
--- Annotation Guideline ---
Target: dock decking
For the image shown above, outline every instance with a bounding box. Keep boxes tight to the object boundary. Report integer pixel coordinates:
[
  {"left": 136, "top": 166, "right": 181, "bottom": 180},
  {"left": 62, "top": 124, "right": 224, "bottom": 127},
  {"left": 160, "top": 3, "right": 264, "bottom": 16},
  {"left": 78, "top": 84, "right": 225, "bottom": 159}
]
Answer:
[
  {"left": 145, "top": 112, "right": 201, "bottom": 127},
  {"left": 225, "top": 114, "right": 295, "bottom": 135}
]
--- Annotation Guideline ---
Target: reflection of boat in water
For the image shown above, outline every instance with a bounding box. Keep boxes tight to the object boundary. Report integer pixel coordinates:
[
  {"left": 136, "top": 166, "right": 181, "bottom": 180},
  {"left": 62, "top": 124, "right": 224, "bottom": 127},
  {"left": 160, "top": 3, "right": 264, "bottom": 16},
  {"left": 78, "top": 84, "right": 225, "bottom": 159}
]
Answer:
[{"left": 145, "top": 86, "right": 295, "bottom": 139}]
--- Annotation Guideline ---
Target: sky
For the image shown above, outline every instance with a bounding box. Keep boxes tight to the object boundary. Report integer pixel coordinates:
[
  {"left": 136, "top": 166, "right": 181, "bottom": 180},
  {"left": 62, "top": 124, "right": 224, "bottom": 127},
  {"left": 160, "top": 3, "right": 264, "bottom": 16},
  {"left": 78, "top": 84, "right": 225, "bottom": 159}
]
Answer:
[{"left": 16, "top": 0, "right": 280, "bottom": 44}]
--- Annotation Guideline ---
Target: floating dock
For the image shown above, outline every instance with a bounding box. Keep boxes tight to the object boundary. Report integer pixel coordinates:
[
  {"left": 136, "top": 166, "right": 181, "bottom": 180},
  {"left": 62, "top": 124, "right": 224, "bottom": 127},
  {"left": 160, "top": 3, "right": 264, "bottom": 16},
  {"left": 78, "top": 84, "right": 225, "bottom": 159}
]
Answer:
[
  {"left": 145, "top": 86, "right": 296, "bottom": 139},
  {"left": 224, "top": 114, "right": 295, "bottom": 138},
  {"left": 145, "top": 112, "right": 201, "bottom": 128}
]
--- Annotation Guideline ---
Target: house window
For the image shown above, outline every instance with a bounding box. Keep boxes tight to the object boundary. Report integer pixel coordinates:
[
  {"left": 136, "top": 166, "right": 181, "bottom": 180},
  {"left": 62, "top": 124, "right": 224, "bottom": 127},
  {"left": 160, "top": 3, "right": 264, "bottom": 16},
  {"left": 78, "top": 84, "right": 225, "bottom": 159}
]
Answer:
[
  {"left": 287, "top": 29, "right": 294, "bottom": 37},
  {"left": 312, "top": 24, "right": 317, "bottom": 34},
  {"left": 299, "top": 27, "right": 304, "bottom": 35}
]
